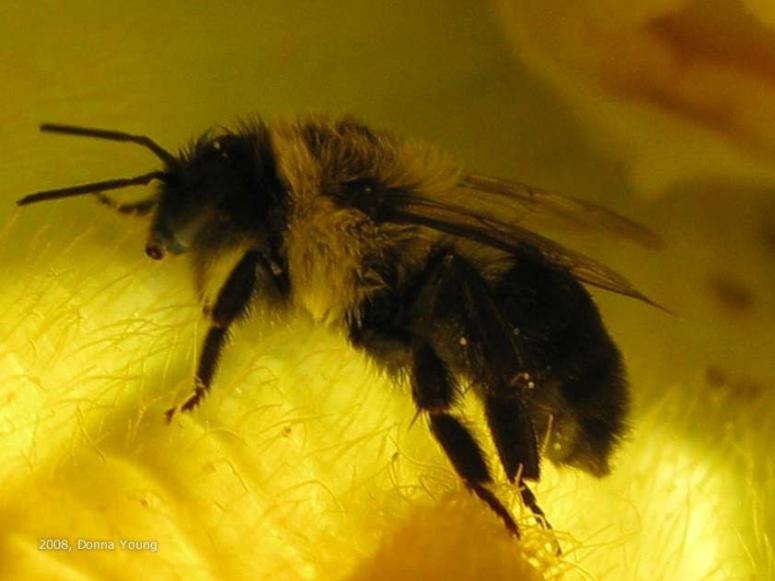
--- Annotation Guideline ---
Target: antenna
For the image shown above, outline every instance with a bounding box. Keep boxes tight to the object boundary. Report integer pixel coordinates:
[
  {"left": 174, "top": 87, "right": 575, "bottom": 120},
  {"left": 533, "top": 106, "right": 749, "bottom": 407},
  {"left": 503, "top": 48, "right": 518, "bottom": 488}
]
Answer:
[
  {"left": 17, "top": 171, "right": 167, "bottom": 206},
  {"left": 40, "top": 123, "right": 177, "bottom": 166}
]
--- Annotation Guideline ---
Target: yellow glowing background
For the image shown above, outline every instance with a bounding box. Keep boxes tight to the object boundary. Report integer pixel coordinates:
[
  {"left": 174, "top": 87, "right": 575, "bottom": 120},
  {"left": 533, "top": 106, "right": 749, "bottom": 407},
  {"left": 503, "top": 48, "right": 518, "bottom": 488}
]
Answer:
[{"left": 2, "top": 1, "right": 774, "bottom": 579}]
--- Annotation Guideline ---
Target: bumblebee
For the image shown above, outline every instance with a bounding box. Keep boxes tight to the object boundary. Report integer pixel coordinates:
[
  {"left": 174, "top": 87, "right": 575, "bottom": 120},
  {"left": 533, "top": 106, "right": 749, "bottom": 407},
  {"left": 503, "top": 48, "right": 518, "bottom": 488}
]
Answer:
[{"left": 18, "top": 116, "right": 662, "bottom": 538}]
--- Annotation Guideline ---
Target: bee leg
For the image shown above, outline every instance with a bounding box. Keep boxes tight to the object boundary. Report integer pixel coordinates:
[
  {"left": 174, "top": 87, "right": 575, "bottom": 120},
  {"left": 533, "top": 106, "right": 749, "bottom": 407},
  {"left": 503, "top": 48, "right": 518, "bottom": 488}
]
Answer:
[
  {"left": 412, "top": 339, "right": 521, "bottom": 538},
  {"left": 451, "top": 259, "right": 556, "bottom": 535},
  {"left": 484, "top": 392, "right": 540, "bottom": 483},
  {"left": 518, "top": 481, "right": 551, "bottom": 529},
  {"left": 165, "top": 250, "right": 262, "bottom": 422},
  {"left": 94, "top": 192, "right": 156, "bottom": 216},
  {"left": 484, "top": 392, "right": 555, "bottom": 528},
  {"left": 191, "top": 255, "right": 212, "bottom": 311},
  {"left": 522, "top": 481, "right": 562, "bottom": 556}
]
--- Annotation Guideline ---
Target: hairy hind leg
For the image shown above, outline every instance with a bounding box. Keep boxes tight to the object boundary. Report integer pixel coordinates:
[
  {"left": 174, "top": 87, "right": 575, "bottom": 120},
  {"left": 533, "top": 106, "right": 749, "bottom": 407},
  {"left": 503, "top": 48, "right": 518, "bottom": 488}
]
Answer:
[
  {"left": 446, "top": 253, "right": 556, "bottom": 530},
  {"left": 412, "top": 338, "right": 520, "bottom": 537},
  {"left": 350, "top": 247, "right": 550, "bottom": 536},
  {"left": 415, "top": 250, "right": 555, "bottom": 531}
]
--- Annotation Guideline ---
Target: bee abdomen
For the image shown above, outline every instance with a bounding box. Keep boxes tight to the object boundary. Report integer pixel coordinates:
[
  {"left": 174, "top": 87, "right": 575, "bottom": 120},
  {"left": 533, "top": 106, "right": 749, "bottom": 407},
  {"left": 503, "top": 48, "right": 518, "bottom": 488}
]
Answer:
[
  {"left": 490, "top": 249, "right": 630, "bottom": 476},
  {"left": 551, "top": 343, "right": 628, "bottom": 476}
]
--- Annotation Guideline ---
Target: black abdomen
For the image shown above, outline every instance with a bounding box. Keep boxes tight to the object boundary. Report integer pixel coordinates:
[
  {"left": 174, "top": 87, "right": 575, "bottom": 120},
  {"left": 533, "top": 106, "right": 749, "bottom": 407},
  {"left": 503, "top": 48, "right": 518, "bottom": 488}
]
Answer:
[
  {"left": 489, "top": 248, "right": 628, "bottom": 476},
  {"left": 349, "top": 244, "right": 629, "bottom": 477}
]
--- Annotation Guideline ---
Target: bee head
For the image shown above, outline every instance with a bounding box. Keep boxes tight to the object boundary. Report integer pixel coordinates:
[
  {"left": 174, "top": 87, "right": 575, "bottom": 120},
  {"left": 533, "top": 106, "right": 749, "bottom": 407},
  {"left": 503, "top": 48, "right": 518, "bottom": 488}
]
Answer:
[
  {"left": 150, "top": 125, "right": 283, "bottom": 260},
  {"left": 18, "top": 121, "right": 285, "bottom": 261}
]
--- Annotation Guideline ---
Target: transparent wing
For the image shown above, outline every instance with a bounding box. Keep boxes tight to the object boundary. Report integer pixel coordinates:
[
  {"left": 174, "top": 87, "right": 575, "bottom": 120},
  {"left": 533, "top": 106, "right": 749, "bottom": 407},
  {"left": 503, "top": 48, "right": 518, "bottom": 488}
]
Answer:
[
  {"left": 458, "top": 173, "right": 663, "bottom": 250},
  {"left": 342, "top": 184, "right": 665, "bottom": 309},
  {"left": 393, "top": 197, "right": 661, "bottom": 307},
  {"left": 331, "top": 173, "right": 664, "bottom": 308}
]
